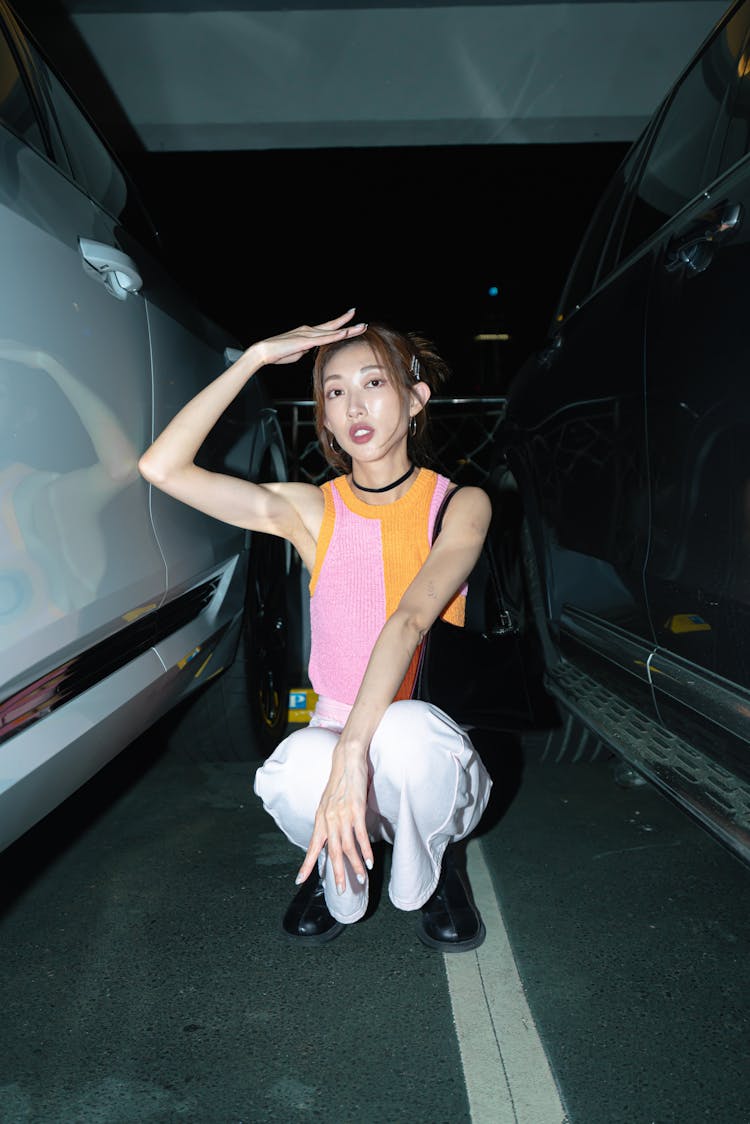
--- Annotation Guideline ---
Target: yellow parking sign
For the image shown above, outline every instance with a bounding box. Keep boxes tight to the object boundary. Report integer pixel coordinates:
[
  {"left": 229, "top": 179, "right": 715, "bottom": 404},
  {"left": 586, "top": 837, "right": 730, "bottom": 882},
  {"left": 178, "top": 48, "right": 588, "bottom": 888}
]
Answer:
[
  {"left": 665, "top": 613, "right": 712, "bottom": 634},
  {"left": 288, "top": 687, "right": 318, "bottom": 724}
]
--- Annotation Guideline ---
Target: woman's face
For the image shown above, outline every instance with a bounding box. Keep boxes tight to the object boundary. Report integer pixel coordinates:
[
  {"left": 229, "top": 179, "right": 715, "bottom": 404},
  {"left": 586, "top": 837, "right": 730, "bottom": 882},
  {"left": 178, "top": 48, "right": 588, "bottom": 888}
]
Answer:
[{"left": 321, "top": 341, "right": 415, "bottom": 464}]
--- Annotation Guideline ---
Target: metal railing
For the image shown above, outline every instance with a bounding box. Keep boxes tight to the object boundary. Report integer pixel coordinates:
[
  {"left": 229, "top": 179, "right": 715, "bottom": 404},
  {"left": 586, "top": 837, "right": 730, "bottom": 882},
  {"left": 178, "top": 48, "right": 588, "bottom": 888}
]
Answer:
[{"left": 274, "top": 397, "right": 508, "bottom": 486}]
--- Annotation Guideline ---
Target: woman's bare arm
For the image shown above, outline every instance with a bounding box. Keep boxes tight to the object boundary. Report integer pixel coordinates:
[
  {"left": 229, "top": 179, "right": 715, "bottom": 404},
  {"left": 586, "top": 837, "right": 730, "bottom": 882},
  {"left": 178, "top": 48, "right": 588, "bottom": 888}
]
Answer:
[
  {"left": 295, "top": 485, "right": 492, "bottom": 892},
  {"left": 137, "top": 311, "right": 366, "bottom": 558}
]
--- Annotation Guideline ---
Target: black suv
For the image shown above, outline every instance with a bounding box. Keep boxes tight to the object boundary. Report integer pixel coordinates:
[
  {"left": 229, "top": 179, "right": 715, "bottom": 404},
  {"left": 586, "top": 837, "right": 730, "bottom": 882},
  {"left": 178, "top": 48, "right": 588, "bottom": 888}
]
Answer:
[{"left": 502, "top": 0, "right": 750, "bottom": 865}]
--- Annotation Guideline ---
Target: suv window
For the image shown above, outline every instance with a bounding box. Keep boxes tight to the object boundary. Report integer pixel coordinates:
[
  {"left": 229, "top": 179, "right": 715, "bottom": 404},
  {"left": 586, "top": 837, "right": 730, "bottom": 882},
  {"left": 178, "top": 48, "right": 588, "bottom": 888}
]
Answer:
[
  {"left": 40, "top": 62, "right": 128, "bottom": 219},
  {"left": 619, "top": 5, "right": 749, "bottom": 262},
  {"left": 715, "top": 13, "right": 750, "bottom": 175},
  {"left": 0, "top": 24, "right": 44, "bottom": 153},
  {"left": 29, "top": 50, "right": 160, "bottom": 254},
  {"left": 556, "top": 144, "right": 641, "bottom": 321}
]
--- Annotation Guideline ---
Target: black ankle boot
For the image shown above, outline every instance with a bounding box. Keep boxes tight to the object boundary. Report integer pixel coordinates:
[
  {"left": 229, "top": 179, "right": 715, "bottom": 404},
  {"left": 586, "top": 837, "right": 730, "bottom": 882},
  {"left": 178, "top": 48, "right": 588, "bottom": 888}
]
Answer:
[
  {"left": 282, "top": 871, "right": 346, "bottom": 945},
  {"left": 416, "top": 845, "right": 485, "bottom": 952}
]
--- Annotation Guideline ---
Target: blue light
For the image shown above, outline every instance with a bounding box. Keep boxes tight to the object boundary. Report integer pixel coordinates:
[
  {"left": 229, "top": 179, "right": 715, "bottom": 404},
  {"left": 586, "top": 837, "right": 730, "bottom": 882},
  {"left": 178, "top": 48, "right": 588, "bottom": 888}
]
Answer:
[{"left": 488, "top": 285, "right": 499, "bottom": 297}]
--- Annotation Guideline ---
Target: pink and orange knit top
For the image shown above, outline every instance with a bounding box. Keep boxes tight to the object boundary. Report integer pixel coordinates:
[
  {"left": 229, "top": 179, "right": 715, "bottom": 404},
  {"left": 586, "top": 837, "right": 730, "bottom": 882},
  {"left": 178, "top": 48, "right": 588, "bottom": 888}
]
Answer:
[{"left": 308, "top": 468, "right": 466, "bottom": 707}]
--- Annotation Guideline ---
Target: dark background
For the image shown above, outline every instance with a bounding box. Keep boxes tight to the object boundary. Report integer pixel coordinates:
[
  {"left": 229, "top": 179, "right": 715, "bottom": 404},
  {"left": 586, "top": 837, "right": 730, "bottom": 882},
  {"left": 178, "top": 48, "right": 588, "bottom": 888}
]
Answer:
[
  {"left": 10, "top": 0, "right": 630, "bottom": 398},
  {"left": 127, "top": 141, "right": 630, "bottom": 397}
]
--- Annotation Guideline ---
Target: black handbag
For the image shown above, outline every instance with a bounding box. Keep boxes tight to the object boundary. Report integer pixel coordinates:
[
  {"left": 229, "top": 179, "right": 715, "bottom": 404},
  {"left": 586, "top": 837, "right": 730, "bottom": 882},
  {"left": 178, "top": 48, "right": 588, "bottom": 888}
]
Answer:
[{"left": 411, "top": 484, "right": 537, "bottom": 731}]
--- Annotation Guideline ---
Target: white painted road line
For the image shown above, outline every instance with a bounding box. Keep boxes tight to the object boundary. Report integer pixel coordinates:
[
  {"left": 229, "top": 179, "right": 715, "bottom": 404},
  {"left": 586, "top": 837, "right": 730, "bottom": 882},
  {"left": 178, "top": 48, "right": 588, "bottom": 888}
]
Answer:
[{"left": 444, "top": 839, "right": 568, "bottom": 1124}]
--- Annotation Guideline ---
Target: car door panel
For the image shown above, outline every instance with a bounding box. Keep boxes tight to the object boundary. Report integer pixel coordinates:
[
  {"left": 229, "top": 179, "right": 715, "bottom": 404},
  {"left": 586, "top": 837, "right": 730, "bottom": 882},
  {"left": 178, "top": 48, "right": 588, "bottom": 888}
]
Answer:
[
  {"left": 0, "top": 127, "right": 165, "bottom": 695},
  {"left": 145, "top": 297, "right": 254, "bottom": 596},
  {"left": 644, "top": 162, "right": 750, "bottom": 771},
  {"left": 508, "top": 251, "right": 658, "bottom": 717}
]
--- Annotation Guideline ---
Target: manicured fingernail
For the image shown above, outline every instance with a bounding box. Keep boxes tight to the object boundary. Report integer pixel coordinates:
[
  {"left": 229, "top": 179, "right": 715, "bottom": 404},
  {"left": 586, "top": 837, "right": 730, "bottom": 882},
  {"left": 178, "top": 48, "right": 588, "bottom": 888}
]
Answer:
[
  {"left": 295, "top": 873, "right": 304, "bottom": 885},
  {"left": 337, "top": 882, "right": 345, "bottom": 895},
  {"left": 356, "top": 873, "right": 366, "bottom": 885},
  {"left": 365, "top": 858, "right": 373, "bottom": 870}
]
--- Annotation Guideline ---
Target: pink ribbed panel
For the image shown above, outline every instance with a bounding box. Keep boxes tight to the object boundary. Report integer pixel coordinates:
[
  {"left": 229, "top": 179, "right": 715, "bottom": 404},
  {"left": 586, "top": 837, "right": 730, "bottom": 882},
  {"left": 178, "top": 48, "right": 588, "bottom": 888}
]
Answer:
[
  {"left": 428, "top": 474, "right": 449, "bottom": 543},
  {"left": 308, "top": 485, "right": 387, "bottom": 704}
]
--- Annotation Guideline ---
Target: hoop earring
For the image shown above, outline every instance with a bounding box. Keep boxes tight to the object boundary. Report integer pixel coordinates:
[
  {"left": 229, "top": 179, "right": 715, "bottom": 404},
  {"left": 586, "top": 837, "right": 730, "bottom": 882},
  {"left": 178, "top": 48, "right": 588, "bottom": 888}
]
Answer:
[
  {"left": 409, "top": 416, "right": 417, "bottom": 437},
  {"left": 327, "top": 431, "right": 342, "bottom": 454}
]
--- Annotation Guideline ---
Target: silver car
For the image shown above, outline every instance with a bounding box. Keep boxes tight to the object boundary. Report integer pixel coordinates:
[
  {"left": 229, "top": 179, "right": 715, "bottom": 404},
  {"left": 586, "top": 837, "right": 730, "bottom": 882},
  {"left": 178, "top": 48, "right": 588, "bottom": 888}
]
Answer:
[{"left": 0, "top": 1, "right": 292, "bottom": 852}]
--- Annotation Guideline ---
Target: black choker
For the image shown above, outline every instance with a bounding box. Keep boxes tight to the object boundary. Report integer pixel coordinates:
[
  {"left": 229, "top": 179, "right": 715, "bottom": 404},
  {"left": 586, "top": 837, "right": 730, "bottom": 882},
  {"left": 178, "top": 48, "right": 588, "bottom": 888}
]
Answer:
[{"left": 351, "top": 464, "right": 416, "bottom": 494}]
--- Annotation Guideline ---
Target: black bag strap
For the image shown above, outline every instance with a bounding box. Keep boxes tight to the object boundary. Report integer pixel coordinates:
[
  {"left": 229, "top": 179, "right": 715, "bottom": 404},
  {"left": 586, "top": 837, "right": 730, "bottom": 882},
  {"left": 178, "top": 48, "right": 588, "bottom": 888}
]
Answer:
[
  {"left": 431, "top": 483, "right": 463, "bottom": 541},
  {"left": 430, "top": 485, "right": 517, "bottom": 635}
]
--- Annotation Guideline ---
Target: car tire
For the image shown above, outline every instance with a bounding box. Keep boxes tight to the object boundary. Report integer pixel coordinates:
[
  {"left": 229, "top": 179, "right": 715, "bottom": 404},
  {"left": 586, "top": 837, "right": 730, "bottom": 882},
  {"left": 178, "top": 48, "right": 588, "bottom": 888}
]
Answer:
[
  {"left": 161, "top": 532, "right": 291, "bottom": 762},
  {"left": 241, "top": 526, "right": 290, "bottom": 757},
  {"left": 161, "top": 432, "right": 294, "bottom": 762}
]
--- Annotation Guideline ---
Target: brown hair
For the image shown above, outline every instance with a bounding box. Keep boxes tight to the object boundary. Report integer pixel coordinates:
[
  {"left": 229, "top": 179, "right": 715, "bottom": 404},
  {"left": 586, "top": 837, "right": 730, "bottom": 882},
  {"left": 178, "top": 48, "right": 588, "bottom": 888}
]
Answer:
[{"left": 312, "top": 322, "right": 451, "bottom": 474}]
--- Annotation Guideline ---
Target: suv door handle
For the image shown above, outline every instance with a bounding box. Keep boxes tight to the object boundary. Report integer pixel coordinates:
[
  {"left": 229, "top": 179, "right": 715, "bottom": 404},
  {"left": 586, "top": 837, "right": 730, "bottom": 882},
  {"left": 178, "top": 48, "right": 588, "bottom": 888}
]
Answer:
[
  {"left": 78, "top": 237, "right": 143, "bottom": 300},
  {"left": 538, "top": 331, "right": 563, "bottom": 368},
  {"left": 665, "top": 200, "right": 743, "bottom": 273}
]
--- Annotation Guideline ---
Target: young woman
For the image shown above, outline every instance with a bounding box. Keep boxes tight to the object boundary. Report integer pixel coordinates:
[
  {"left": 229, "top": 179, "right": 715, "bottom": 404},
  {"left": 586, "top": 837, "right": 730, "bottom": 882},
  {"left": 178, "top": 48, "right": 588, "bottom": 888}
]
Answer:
[{"left": 138, "top": 309, "right": 493, "bottom": 950}]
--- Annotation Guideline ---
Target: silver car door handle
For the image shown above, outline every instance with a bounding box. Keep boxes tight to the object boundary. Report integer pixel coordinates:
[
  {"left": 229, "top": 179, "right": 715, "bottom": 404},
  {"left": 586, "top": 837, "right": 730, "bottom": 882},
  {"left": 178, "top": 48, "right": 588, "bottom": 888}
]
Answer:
[{"left": 78, "top": 237, "right": 143, "bottom": 300}]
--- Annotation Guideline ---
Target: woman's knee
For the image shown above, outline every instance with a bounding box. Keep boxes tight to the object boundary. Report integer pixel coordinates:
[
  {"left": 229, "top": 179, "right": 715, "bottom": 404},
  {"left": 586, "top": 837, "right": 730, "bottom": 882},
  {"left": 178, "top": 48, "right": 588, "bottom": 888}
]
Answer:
[
  {"left": 370, "top": 700, "right": 465, "bottom": 785},
  {"left": 254, "top": 725, "right": 337, "bottom": 810}
]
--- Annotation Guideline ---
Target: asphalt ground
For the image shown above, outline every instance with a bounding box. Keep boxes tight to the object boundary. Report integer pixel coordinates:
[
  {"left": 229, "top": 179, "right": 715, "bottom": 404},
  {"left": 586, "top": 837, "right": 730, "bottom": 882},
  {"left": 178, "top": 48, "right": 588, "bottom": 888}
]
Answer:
[
  {"left": 472, "top": 723, "right": 750, "bottom": 1124},
  {"left": 1, "top": 709, "right": 749, "bottom": 1124}
]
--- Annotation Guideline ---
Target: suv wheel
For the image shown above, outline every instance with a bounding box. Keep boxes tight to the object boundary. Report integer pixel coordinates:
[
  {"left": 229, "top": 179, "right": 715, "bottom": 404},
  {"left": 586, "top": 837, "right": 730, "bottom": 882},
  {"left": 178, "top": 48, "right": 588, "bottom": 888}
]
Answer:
[
  {"left": 161, "top": 469, "right": 292, "bottom": 762},
  {"left": 242, "top": 528, "right": 290, "bottom": 757}
]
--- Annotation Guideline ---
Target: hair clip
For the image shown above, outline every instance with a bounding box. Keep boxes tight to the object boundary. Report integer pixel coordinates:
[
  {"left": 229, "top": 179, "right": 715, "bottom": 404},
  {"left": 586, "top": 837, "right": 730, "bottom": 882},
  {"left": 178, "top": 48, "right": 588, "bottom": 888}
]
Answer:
[{"left": 410, "top": 355, "right": 421, "bottom": 381}]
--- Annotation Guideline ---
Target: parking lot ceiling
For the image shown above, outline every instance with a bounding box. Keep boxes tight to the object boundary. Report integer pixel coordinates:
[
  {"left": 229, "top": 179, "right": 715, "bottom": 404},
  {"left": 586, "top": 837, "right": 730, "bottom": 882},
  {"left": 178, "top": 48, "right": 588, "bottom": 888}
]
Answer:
[{"left": 61, "top": 0, "right": 728, "bottom": 150}]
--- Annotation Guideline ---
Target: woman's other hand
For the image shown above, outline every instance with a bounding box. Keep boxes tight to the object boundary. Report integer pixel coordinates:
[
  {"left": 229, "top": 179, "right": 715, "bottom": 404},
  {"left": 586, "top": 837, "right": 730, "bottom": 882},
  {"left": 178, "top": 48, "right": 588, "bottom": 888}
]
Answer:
[{"left": 295, "top": 743, "right": 373, "bottom": 893}]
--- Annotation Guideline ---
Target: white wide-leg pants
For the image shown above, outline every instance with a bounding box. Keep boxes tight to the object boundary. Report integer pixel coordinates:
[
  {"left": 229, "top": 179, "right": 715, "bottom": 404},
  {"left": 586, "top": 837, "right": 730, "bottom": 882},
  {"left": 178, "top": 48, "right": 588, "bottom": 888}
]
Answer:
[{"left": 253, "top": 698, "right": 492, "bottom": 925}]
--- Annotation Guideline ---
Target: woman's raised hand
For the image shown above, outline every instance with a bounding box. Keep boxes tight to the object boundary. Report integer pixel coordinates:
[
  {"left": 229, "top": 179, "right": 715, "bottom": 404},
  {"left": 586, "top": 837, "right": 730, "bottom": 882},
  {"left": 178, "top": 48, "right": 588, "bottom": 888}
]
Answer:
[{"left": 252, "top": 309, "right": 367, "bottom": 368}]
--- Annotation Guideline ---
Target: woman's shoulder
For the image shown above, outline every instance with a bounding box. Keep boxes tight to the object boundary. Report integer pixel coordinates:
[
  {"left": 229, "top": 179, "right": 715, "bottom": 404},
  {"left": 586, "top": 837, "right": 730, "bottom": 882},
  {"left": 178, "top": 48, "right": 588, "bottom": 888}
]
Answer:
[
  {"left": 438, "top": 479, "right": 492, "bottom": 527},
  {"left": 433, "top": 472, "right": 489, "bottom": 504}
]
